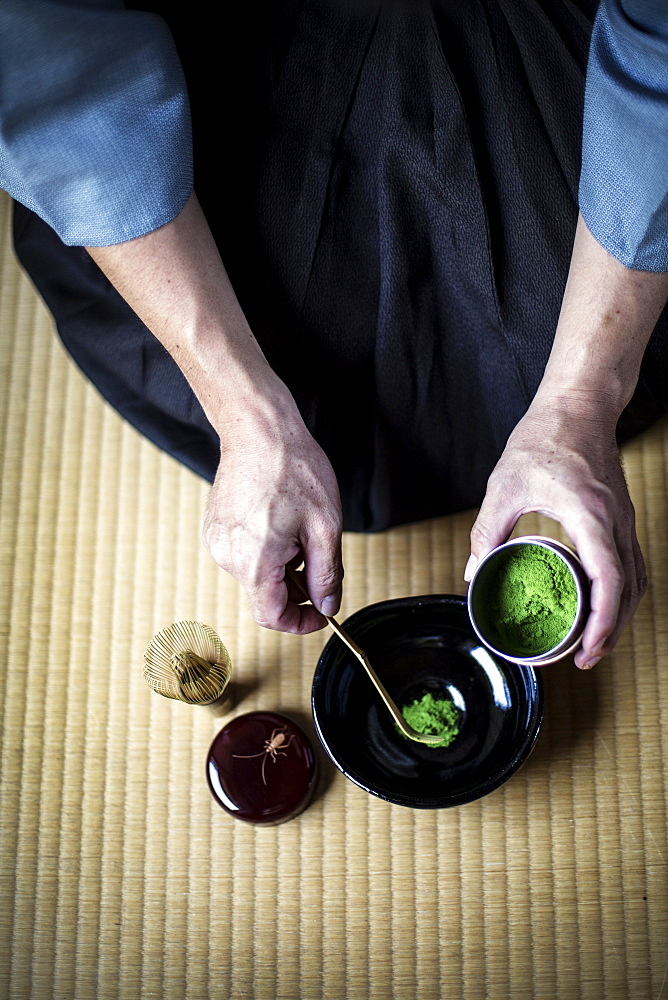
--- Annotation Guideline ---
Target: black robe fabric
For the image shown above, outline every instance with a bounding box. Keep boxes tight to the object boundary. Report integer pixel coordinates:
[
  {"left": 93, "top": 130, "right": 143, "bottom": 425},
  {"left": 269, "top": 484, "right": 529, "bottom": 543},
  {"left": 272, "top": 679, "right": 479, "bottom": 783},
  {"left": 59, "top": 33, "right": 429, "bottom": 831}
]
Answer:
[{"left": 13, "top": 0, "right": 668, "bottom": 531}]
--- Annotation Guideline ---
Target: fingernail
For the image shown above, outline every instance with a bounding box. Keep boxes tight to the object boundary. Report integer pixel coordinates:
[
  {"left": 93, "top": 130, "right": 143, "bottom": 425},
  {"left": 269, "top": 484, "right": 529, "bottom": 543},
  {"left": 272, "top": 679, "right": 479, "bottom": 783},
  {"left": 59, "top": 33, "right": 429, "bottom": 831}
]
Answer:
[
  {"left": 579, "top": 656, "right": 600, "bottom": 671},
  {"left": 320, "top": 595, "right": 340, "bottom": 617},
  {"left": 464, "top": 554, "right": 478, "bottom": 583}
]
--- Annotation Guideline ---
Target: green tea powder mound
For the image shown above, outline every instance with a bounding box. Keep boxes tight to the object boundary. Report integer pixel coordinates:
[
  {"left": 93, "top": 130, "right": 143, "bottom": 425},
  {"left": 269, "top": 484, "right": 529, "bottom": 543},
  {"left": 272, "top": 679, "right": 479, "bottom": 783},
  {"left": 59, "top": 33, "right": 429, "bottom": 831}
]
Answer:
[
  {"left": 489, "top": 545, "right": 577, "bottom": 656},
  {"left": 400, "top": 692, "right": 460, "bottom": 749}
]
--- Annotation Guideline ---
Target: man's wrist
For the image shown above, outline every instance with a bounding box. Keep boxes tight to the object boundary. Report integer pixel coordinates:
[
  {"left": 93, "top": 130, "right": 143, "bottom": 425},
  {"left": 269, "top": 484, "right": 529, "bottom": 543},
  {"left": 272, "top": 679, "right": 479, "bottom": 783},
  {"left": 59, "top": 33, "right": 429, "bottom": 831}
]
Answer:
[
  {"left": 166, "top": 315, "right": 298, "bottom": 435},
  {"left": 532, "top": 378, "right": 631, "bottom": 427},
  {"left": 202, "top": 371, "right": 303, "bottom": 443}
]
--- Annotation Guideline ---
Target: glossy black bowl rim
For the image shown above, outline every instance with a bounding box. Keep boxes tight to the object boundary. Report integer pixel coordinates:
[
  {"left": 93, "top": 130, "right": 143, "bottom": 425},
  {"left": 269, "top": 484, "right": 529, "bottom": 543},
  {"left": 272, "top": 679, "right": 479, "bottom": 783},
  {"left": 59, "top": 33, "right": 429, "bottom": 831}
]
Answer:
[{"left": 311, "top": 594, "right": 545, "bottom": 808}]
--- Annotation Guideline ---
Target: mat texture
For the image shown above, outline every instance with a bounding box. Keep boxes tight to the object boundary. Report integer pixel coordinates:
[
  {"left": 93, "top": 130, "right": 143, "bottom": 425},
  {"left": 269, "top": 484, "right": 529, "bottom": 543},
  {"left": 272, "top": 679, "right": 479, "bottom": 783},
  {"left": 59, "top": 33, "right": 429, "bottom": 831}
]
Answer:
[{"left": 1, "top": 190, "right": 667, "bottom": 1000}]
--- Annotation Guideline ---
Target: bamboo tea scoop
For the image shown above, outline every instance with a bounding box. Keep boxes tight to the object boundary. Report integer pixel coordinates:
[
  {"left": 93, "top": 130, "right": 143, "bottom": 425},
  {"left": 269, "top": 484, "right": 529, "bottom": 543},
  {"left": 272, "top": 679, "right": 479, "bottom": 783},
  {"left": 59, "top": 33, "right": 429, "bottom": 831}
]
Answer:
[{"left": 287, "top": 567, "right": 444, "bottom": 746}]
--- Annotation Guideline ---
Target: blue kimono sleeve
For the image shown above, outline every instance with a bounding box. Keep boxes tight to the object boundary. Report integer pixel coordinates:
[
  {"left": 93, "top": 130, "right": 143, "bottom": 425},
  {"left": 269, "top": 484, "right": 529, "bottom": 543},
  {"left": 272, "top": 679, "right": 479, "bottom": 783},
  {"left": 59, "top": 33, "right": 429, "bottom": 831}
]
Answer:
[
  {"left": 0, "top": 0, "right": 193, "bottom": 246},
  {"left": 579, "top": 0, "right": 668, "bottom": 271}
]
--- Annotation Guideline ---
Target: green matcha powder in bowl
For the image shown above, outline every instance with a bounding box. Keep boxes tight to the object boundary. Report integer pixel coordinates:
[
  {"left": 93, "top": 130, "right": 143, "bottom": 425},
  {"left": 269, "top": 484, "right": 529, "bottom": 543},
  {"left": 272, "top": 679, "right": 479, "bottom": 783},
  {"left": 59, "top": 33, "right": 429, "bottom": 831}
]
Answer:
[
  {"left": 398, "top": 692, "right": 460, "bottom": 749},
  {"left": 467, "top": 536, "right": 589, "bottom": 666}
]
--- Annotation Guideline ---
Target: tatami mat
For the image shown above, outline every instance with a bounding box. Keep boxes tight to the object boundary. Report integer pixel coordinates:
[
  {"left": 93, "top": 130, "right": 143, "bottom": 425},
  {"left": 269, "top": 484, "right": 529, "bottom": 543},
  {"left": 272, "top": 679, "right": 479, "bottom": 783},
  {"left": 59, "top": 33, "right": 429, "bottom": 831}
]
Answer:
[{"left": 0, "top": 189, "right": 666, "bottom": 1000}]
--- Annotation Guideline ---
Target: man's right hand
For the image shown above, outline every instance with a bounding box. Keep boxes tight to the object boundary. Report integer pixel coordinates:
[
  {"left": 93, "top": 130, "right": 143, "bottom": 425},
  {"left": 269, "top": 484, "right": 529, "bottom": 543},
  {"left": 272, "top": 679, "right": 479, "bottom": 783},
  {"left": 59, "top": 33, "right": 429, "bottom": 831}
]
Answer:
[{"left": 203, "top": 399, "right": 344, "bottom": 633}]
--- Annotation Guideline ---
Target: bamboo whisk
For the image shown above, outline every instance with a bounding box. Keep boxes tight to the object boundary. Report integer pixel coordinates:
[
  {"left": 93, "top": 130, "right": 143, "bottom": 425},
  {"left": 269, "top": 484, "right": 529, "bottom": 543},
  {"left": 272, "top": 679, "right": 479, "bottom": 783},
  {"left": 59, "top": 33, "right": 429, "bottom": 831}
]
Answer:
[{"left": 143, "top": 621, "right": 232, "bottom": 705}]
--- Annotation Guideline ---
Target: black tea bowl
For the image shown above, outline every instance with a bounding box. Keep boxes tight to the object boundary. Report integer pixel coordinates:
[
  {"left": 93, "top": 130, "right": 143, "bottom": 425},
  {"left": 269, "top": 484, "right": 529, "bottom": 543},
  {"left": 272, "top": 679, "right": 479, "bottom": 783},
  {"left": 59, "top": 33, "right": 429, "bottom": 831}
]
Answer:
[{"left": 311, "top": 595, "right": 543, "bottom": 809}]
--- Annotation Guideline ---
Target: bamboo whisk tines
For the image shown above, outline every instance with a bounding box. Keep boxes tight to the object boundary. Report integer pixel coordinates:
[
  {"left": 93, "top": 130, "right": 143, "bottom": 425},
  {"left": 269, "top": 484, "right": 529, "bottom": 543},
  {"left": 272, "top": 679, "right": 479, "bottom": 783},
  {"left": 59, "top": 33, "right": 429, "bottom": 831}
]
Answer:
[{"left": 143, "top": 621, "right": 232, "bottom": 706}]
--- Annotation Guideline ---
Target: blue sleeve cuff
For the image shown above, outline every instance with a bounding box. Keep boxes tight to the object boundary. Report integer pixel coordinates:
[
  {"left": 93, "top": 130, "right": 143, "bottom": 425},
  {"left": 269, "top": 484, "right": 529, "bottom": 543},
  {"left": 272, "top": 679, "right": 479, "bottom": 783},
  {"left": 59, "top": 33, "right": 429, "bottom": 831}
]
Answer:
[
  {"left": 0, "top": 0, "right": 193, "bottom": 246},
  {"left": 579, "top": 0, "right": 668, "bottom": 272}
]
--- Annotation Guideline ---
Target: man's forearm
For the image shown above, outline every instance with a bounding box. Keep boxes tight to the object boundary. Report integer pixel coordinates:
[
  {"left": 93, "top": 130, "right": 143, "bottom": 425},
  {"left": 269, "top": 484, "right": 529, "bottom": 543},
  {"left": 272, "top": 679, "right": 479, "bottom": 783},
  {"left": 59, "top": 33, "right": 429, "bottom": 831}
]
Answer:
[
  {"left": 468, "top": 213, "right": 667, "bottom": 667},
  {"left": 86, "top": 192, "right": 300, "bottom": 440},
  {"left": 535, "top": 214, "right": 668, "bottom": 422},
  {"left": 89, "top": 192, "right": 344, "bottom": 632}
]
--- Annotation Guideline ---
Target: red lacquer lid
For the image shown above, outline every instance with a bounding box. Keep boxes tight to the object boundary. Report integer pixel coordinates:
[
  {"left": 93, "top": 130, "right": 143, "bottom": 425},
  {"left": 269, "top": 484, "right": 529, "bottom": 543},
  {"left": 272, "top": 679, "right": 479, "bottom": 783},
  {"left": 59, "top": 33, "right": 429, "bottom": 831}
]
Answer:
[{"left": 206, "top": 711, "right": 318, "bottom": 824}]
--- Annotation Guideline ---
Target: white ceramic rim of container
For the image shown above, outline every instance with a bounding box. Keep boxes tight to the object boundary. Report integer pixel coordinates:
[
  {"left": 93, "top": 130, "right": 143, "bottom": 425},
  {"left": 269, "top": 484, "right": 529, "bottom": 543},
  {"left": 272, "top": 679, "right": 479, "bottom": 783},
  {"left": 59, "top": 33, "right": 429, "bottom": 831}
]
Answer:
[{"left": 467, "top": 535, "right": 589, "bottom": 666}]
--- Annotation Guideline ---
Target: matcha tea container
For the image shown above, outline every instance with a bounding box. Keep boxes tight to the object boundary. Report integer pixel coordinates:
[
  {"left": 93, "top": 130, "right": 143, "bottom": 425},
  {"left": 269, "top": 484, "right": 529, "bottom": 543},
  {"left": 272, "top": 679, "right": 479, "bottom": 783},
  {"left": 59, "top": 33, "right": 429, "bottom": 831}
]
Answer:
[{"left": 467, "top": 536, "right": 589, "bottom": 666}]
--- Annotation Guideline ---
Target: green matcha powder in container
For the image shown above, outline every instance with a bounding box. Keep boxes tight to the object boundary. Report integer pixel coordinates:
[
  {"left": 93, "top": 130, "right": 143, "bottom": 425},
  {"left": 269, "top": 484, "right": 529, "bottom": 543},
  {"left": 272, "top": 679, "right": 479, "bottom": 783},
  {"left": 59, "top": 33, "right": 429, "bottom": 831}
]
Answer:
[{"left": 467, "top": 536, "right": 589, "bottom": 665}]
